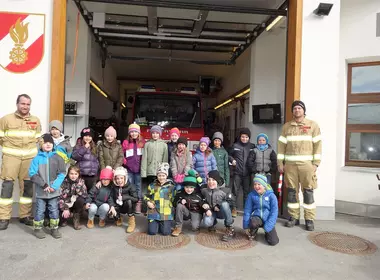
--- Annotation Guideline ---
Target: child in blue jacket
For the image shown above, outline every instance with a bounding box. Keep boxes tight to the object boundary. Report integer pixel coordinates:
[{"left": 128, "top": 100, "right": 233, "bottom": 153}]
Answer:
[
  {"left": 29, "top": 134, "right": 66, "bottom": 239},
  {"left": 192, "top": 137, "right": 217, "bottom": 183},
  {"left": 243, "top": 174, "right": 279, "bottom": 246}
]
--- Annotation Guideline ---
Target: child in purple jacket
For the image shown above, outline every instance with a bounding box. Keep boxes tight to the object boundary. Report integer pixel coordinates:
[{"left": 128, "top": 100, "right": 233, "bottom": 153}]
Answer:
[
  {"left": 122, "top": 123, "right": 145, "bottom": 214},
  {"left": 72, "top": 127, "right": 100, "bottom": 190}
]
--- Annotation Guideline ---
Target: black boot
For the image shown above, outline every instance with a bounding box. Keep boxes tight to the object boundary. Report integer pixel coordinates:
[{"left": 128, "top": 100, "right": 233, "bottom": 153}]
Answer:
[
  {"left": 305, "top": 220, "right": 315, "bottom": 231},
  {"left": 19, "top": 216, "right": 33, "bottom": 226},
  {"left": 222, "top": 226, "right": 235, "bottom": 242},
  {"left": 0, "top": 219, "right": 9, "bottom": 230},
  {"left": 285, "top": 217, "right": 300, "bottom": 228}
]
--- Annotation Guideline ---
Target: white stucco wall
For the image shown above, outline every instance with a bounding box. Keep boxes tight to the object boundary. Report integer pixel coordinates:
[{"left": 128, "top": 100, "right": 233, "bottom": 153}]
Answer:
[
  {"left": 248, "top": 27, "right": 287, "bottom": 151},
  {"left": 299, "top": 0, "right": 341, "bottom": 219},
  {"left": 0, "top": 0, "right": 54, "bottom": 210},
  {"left": 335, "top": 0, "right": 380, "bottom": 211}
]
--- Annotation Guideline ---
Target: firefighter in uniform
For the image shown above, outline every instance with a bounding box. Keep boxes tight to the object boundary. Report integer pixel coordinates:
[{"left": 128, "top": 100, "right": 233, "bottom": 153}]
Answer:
[
  {"left": 0, "top": 94, "right": 41, "bottom": 230},
  {"left": 277, "top": 101, "right": 322, "bottom": 231}
]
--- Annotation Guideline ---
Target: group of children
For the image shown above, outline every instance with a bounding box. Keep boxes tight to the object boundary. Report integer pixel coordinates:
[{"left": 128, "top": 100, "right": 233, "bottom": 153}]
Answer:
[{"left": 28, "top": 120, "right": 279, "bottom": 245}]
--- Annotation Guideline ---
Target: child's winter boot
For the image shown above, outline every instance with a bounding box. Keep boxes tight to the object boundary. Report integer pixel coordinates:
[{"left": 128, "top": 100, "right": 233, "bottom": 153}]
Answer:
[{"left": 126, "top": 215, "right": 136, "bottom": 233}]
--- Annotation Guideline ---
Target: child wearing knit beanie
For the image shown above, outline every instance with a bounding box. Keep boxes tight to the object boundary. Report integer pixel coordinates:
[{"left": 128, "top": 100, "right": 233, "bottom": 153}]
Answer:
[
  {"left": 121, "top": 123, "right": 146, "bottom": 214},
  {"left": 167, "top": 127, "right": 181, "bottom": 165},
  {"left": 192, "top": 136, "right": 217, "bottom": 183},
  {"left": 243, "top": 174, "right": 279, "bottom": 246},
  {"left": 141, "top": 125, "right": 168, "bottom": 185},
  {"left": 98, "top": 126, "right": 124, "bottom": 170},
  {"left": 170, "top": 136, "right": 193, "bottom": 192},
  {"left": 247, "top": 133, "right": 277, "bottom": 187},
  {"left": 172, "top": 170, "right": 204, "bottom": 236},
  {"left": 212, "top": 131, "right": 230, "bottom": 188}
]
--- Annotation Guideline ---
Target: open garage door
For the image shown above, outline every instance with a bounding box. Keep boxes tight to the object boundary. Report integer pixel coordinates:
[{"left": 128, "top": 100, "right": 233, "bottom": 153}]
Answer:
[{"left": 75, "top": 0, "right": 287, "bottom": 66}]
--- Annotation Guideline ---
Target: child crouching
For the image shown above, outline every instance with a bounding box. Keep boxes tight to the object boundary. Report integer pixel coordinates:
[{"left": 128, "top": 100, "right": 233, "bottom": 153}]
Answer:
[
  {"left": 243, "top": 174, "right": 279, "bottom": 246},
  {"left": 85, "top": 168, "right": 115, "bottom": 228},
  {"left": 144, "top": 163, "right": 174, "bottom": 236},
  {"left": 59, "top": 165, "right": 88, "bottom": 230},
  {"left": 172, "top": 170, "right": 204, "bottom": 236},
  {"left": 29, "top": 134, "right": 66, "bottom": 239},
  {"left": 201, "top": 170, "right": 235, "bottom": 242},
  {"left": 111, "top": 167, "right": 139, "bottom": 233}
]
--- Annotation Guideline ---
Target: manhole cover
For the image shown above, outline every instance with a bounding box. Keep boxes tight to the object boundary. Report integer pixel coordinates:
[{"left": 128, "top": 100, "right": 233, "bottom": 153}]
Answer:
[
  {"left": 195, "top": 230, "right": 255, "bottom": 250},
  {"left": 309, "top": 232, "right": 377, "bottom": 255},
  {"left": 127, "top": 232, "right": 190, "bottom": 250}
]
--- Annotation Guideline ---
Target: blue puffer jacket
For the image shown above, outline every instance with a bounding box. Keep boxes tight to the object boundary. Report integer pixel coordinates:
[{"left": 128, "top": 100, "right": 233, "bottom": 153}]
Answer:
[
  {"left": 243, "top": 186, "right": 278, "bottom": 233},
  {"left": 192, "top": 147, "right": 217, "bottom": 183}
]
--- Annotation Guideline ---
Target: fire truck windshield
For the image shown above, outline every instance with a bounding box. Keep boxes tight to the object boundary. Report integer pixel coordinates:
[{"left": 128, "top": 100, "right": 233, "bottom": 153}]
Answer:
[{"left": 134, "top": 94, "right": 202, "bottom": 128}]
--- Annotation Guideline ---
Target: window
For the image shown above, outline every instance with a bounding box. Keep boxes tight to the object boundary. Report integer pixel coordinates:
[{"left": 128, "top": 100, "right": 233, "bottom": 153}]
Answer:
[{"left": 346, "top": 61, "right": 380, "bottom": 167}]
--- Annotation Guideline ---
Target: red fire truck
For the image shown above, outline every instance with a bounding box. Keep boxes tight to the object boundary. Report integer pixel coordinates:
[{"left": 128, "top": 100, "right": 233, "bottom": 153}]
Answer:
[{"left": 131, "top": 86, "right": 204, "bottom": 151}]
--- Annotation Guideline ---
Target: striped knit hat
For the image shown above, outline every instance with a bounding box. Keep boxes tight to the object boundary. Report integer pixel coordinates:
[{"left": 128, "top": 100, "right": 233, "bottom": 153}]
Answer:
[
  {"left": 253, "top": 174, "right": 269, "bottom": 188},
  {"left": 170, "top": 127, "right": 180, "bottom": 137},
  {"left": 128, "top": 123, "right": 140, "bottom": 134},
  {"left": 183, "top": 170, "right": 200, "bottom": 188}
]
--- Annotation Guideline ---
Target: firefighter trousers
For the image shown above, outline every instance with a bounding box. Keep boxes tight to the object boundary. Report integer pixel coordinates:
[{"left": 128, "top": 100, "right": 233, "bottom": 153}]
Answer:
[
  {"left": 0, "top": 155, "right": 34, "bottom": 219},
  {"left": 284, "top": 162, "right": 317, "bottom": 221}
]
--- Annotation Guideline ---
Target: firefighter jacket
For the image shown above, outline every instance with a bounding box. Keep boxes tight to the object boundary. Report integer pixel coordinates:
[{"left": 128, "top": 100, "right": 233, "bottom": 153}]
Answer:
[
  {"left": 277, "top": 118, "right": 322, "bottom": 168},
  {"left": 0, "top": 112, "right": 42, "bottom": 159}
]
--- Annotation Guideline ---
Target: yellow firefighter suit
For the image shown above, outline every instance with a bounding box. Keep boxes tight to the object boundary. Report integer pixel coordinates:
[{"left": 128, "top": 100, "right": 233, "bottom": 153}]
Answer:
[
  {"left": 0, "top": 112, "right": 41, "bottom": 219},
  {"left": 277, "top": 118, "right": 322, "bottom": 220}
]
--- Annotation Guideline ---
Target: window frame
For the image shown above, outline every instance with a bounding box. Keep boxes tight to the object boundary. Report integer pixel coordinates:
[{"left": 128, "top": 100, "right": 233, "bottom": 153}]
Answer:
[{"left": 345, "top": 61, "right": 380, "bottom": 167}]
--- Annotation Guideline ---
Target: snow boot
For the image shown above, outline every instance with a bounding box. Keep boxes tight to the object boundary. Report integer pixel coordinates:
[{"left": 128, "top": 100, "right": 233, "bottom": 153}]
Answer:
[
  {"left": 126, "top": 215, "right": 136, "bottom": 233},
  {"left": 73, "top": 213, "right": 82, "bottom": 230},
  {"left": 0, "top": 219, "right": 9, "bottom": 230},
  {"left": 285, "top": 217, "right": 300, "bottom": 228},
  {"left": 87, "top": 219, "right": 94, "bottom": 229},
  {"left": 222, "top": 226, "right": 235, "bottom": 242},
  {"left": 171, "top": 227, "right": 182, "bottom": 237},
  {"left": 305, "top": 220, "right": 315, "bottom": 231}
]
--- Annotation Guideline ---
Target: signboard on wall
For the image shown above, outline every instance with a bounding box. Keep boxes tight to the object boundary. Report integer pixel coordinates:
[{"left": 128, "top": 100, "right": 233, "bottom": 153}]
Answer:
[{"left": 0, "top": 12, "right": 45, "bottom": 73}]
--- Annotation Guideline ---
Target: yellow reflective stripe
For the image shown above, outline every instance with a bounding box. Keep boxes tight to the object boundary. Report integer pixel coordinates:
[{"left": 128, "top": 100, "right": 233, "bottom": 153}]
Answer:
[
  {"left": 303, "top": 203, "right": 316, "bottom": 210},
  {"left": 56, "top": 150, "right": 69, "bottom": 163},
  {"left": 278, "top": 136, "right": 287, "bottom": 144},
  {"left": 0, "top": 130, "right": 4, "bottom": 137},
  {"left": 5, "top": 130, "right": 37, "bottom": 137},
  {"left": 19, "top": 197, "right": 33, "bottom": 204},
  {"left": 286, "top": 135, "right": 312, "bottom": 142},
  {"left": 35, "top": 132, "right": 42, "bottom": 138},
  {"left": 312, "top": 135, "right": 322, "bottom": 143},
  {"left": 2, "top": 146, "right": 37, "bottom": 157},
  {"left": 287, "top": 203, "right": 300, "bottom": 209},
  {"left": 277, "top": 154, "right": 285, "bottom": 160},
  {"left": 285, "top": 155, "right": 313, "bottom": 161},
  {"left": 313, "top": 154, "right": 321, "bottom": 160},
  {"left": 0, "top": 198, "right": 13, "bottom": 205}
]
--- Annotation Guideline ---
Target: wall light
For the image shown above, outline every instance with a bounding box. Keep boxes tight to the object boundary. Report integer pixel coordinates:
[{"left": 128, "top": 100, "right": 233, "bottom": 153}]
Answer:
[
  {"left": 314, "top": 3, "right": 334, "bottom": 16},
  {"left": 266, "top": 16, "right": 284, "bottom": 31},
  {"left": 214, "top": 98, "right": 234, "bottom": 110},
  {"left": 89, "top": 79, "right": 108, "bottom": 98},
  {"left": 235, "top": 88, "right": 250, "bottom": 98},
  {"left": 121, "top": 103, "right": 126, "bottom": 108},
  {"left": 214, "top": 87, "right": 251, "bottom": 110}
]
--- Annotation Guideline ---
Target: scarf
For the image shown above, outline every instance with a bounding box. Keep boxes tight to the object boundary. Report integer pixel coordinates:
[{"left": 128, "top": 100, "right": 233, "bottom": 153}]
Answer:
[
  {"left": 54, "top": 134, "right": 65, "bottom": 146},
  {"left": 257, "top": 144, "right": 269, "bottom": 151}
]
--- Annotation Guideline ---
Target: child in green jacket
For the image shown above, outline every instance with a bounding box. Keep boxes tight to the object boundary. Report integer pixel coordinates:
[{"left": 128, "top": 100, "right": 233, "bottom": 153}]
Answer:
[{"left": 212, "top": 132, "right": 230, "bottom": 187}]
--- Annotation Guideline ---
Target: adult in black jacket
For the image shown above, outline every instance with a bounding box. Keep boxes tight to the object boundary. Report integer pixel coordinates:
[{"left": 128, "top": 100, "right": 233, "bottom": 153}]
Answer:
[
  {"left": 111, "top": 167, "right": 139, "bottom": 233},
  {"left": 229, "top": 128, "right": 255, "bottom": 211},
  {"left": 172, "top": 171, "right": 204, "bottom": 236}
]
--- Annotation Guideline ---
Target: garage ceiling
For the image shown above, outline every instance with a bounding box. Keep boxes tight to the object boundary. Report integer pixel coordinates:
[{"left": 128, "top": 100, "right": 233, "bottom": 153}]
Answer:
[{"left": 77, "top": 0, "right": 287, "bottom": 66}]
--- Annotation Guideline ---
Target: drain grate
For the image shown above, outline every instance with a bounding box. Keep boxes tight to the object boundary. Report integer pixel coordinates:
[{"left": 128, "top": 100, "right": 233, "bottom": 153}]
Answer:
[
  {"left": 308, "top": 231, "right": 377, "bottom": 255},
  {"left": 127, "top": 232, "right": 190, "bottom": 250},
  {"left": 195, "top": 230, "right": 255, "bottom": 250}
]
